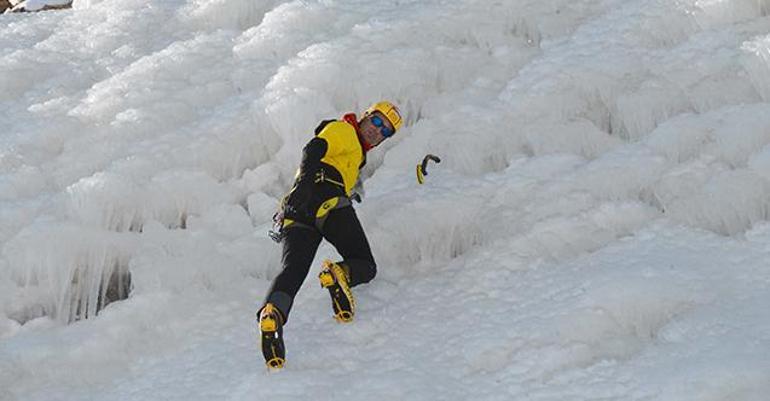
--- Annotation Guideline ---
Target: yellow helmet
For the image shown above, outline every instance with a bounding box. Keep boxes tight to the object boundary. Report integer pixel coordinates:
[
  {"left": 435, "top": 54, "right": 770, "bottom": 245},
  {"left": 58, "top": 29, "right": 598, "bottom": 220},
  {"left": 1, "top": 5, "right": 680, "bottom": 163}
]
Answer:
[{"left": 364, "top": 101, "right": 403, "bottom": 132}]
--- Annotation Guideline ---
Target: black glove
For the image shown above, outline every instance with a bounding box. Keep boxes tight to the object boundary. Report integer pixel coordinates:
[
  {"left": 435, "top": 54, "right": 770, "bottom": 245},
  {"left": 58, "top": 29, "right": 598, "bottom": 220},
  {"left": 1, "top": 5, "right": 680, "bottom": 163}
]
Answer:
[{"left": 350, "top": 177, "right": 364, "bottom": 203}]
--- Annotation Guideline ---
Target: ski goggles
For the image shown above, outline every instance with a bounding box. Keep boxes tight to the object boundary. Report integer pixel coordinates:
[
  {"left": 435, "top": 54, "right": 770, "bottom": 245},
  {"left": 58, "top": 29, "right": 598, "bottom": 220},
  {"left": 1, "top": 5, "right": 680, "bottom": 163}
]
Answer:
[{"left": 370, "top": 115, "right": 395, "bottom": 138}]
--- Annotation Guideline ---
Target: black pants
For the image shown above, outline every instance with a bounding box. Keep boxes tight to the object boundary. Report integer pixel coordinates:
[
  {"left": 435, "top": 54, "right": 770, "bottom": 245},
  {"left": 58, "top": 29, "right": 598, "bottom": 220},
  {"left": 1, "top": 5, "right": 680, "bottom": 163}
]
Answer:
[{"left": 264, "top": 206, "right": 376, "bottom": 323}]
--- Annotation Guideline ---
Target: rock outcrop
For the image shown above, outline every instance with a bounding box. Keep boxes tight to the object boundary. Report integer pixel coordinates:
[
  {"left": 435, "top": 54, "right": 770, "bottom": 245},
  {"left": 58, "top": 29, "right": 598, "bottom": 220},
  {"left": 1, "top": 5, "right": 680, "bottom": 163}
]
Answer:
[{"left": 3, "top": 0, "right": 72, "bottom": 13}]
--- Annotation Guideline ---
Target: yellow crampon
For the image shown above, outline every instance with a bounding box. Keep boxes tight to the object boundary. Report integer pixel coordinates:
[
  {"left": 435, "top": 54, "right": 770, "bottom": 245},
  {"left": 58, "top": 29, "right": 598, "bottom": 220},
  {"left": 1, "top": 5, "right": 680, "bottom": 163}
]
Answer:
[
  {"left": 319, "top": 260, "right": 356, "bottom": 323},
  {"left": 259, "top": 303, "right": 286, "bottom": 370}
]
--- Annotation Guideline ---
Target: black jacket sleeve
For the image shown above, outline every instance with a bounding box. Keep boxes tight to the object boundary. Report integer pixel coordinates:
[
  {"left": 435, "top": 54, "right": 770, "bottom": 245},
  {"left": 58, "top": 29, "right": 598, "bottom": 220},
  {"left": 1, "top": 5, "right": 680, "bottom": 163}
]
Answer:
[
  {"left": 297, "top": 137, "right": 327, "bottom": 182},
  {"left": 284, "top": 137, "right": 328, "bottom": 223}
]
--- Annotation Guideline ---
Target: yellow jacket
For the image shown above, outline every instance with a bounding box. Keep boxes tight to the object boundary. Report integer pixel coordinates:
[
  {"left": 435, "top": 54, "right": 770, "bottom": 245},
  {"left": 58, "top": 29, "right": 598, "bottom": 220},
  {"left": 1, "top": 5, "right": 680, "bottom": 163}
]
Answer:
[
  {"left": 316, "top": 120, "right": 364, "bottom": 196},
  {"left": 282, "top": 115, "right": 365, "bottom": 226}
]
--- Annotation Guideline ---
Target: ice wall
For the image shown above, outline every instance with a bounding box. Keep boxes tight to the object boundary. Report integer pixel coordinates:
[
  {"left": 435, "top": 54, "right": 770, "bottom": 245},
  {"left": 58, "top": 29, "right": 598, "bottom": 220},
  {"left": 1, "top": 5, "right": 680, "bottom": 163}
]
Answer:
[
  {"left": 1, "top": 0, "right": 770, "bottom": 350},
  {"left": 2, "top": 0, "right": 770, "bottom": 399}
]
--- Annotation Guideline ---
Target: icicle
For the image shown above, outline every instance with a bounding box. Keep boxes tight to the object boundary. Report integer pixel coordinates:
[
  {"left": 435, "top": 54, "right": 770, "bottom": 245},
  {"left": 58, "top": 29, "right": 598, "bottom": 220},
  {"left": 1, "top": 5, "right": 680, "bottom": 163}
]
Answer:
[
  {"left": 5, "top": 225, "right": 138, "bottom": 323},
  {"left": 742, "top": 34, "right": 770, "bottom": 101}
]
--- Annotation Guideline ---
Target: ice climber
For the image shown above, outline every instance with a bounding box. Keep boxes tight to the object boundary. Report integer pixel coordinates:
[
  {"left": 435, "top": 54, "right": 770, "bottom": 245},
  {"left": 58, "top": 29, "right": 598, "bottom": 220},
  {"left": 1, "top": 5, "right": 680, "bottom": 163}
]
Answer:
[{"left": 258, "top": 101, "right": 403, "bottom": 369}]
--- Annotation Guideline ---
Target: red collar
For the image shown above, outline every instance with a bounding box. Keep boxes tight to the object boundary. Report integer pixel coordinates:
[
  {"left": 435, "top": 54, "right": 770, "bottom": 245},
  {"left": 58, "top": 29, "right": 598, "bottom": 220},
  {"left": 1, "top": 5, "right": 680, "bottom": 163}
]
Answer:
[{"left": 342, "top": 113, "right": 373, "bottom": 153}]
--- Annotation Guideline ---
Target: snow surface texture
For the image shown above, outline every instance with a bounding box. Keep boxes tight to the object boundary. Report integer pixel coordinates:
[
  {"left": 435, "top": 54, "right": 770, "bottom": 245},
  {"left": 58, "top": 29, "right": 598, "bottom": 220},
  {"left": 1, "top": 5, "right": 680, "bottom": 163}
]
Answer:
[{"left": 2, "top": 0, "right": 770, "bottom": 400}]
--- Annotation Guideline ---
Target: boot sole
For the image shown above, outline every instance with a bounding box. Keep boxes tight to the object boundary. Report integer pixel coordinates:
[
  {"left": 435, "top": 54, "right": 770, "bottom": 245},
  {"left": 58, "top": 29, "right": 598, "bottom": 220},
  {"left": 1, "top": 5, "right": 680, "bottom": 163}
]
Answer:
[
  {"left": 259, "top": 307, "right": 285, "bottom": 370},
  {"left": 319, "top": 261, "right": 355, "bottom": 323}
]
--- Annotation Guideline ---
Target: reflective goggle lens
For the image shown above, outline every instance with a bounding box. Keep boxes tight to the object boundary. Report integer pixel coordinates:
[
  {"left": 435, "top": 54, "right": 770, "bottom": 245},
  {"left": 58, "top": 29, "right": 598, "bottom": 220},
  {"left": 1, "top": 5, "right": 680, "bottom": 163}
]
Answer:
[{"left": 370, "top": 115, "right": 394, "bottom": 138}]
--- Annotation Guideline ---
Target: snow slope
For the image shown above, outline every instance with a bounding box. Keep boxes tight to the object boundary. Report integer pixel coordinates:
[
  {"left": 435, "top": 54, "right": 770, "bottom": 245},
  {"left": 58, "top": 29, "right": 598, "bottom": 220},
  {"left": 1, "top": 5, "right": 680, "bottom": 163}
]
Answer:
[{"left": 2, "top": 0, "right": 770, "bottom": 400}]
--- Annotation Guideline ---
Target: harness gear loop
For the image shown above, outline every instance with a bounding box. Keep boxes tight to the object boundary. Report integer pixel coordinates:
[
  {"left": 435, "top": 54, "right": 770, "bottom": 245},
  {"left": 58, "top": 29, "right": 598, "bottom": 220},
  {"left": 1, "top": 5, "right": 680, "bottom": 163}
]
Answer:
[
  {"left": 314, "top": 196, "right": 351, "bottom": 231},
  {"left": 315, "top": 169, "right": 346, "bottom": 189},
  {"left": 269, "top": 196, "right": 352, "bottom": 242}
]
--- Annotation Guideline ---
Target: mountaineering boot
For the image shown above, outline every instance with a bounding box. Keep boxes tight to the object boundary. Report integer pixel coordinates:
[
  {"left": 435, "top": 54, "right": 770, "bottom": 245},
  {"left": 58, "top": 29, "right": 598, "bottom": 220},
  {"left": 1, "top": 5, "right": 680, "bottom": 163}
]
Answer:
[
  {"left": 318, "top": 260, "right": 355, "bottom": 323},
  {"left": 259, "top": 303, "right": 286, "bottom": 369}
]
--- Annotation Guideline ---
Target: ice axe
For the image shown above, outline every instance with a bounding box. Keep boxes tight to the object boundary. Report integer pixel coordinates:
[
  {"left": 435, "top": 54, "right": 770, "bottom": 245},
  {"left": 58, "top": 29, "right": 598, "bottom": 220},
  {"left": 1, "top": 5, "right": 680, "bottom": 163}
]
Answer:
[{"left": 416, "top": 154, "right": 441, "bottom": 184}]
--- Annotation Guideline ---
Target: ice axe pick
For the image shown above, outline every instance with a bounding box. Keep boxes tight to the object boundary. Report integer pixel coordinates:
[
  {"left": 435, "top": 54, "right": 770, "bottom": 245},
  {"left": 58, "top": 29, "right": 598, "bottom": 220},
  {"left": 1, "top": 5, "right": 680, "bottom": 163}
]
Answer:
[{"left": 416, "top": 154, "right": 441, "bottom": 184}]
